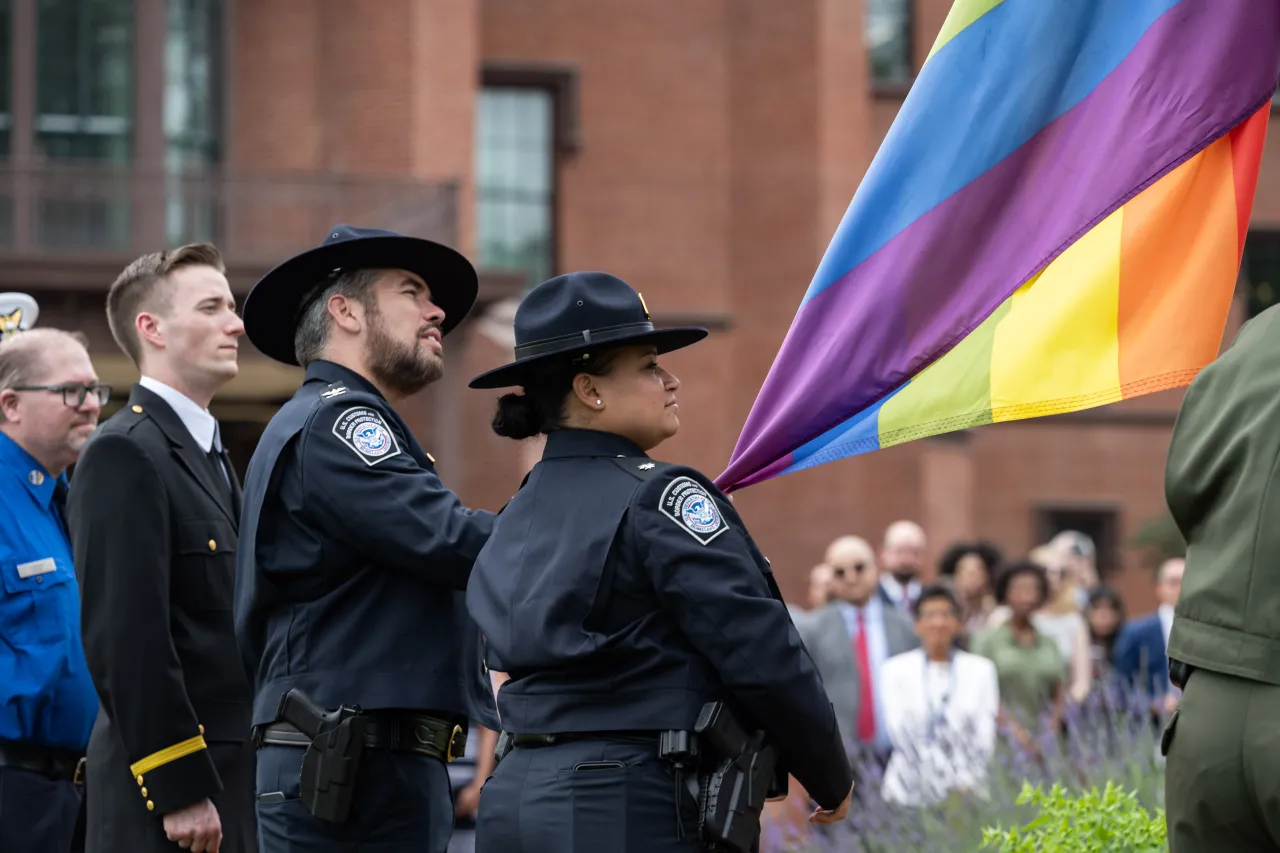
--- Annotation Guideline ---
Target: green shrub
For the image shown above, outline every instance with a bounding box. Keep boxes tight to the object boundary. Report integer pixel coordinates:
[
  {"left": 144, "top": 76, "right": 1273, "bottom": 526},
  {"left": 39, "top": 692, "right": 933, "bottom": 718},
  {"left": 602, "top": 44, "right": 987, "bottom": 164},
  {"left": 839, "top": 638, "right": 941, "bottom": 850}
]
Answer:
[{"left": 980, "top": 781, "right": 1167, "bottom": 853}]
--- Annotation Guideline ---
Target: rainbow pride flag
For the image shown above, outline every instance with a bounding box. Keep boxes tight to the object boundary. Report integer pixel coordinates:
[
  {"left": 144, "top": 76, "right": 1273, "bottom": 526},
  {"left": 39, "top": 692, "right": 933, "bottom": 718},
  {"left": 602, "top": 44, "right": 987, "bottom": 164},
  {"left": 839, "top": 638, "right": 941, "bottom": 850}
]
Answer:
[{"left": 716, "top": 0, "right": 1280, "bottom": 493}]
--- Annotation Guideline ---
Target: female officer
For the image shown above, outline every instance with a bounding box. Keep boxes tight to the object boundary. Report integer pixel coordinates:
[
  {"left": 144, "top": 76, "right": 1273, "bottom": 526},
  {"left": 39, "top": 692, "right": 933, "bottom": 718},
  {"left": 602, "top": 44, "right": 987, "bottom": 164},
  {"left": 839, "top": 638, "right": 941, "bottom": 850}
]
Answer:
[{"left": 465, "top": 271, "right": 853, "bottom": 852}]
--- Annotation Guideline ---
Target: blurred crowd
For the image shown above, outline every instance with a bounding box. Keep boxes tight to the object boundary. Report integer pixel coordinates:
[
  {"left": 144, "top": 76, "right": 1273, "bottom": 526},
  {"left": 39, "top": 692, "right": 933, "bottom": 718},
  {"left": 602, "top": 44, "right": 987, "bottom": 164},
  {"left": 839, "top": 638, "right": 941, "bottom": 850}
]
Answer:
[{"left": 780, "top": 522, "right": 1181, "bottom": 818}]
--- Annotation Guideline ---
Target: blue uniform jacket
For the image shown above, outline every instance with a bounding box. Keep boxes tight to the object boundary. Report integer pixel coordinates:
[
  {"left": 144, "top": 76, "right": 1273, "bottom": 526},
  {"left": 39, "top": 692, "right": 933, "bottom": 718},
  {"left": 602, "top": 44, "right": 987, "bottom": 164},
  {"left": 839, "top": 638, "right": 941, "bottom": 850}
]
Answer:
[
  {"left": 465, "top": 428, "right": 853, "bottom": 810},
  {"left": 234, "top": 360, "right": 499, "bottom": 731},
  {"left": 0, "top": 431, "right": 97, "bottom": 750},
  {"left": 1113, "top": 613, "right": 1171, "bottom": 699}
]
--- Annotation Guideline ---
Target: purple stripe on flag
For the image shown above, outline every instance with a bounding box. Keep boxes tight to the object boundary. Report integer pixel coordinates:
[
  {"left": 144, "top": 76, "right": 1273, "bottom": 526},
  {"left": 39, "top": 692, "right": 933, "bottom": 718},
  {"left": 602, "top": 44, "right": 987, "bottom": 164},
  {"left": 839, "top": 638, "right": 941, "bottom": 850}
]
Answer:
[{"left": 716, "top": 0, "right": 1280, "bottom": 491}]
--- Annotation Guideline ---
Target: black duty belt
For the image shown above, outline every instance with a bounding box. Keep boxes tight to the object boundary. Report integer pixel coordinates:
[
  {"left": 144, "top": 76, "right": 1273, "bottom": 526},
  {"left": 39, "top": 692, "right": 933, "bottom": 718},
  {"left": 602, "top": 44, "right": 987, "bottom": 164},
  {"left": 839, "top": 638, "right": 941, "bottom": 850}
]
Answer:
[
  {"left": 0, "top": 741, "right": 85, "bottom": 783},
  {"left": 509, "top": 730, "right": 661, "bottom": 749},
  {"left": 257, "top": 714, "right": 466, "bottom": 763},
  {"left": 1169, "top": 658, "right": 1195, "bottom": 690}
]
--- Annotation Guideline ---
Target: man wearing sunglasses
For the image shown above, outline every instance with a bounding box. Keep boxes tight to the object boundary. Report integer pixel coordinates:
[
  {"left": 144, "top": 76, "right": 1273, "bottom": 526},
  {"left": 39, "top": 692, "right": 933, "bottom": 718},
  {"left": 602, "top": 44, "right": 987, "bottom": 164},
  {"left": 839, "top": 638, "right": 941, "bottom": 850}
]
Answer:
[
  {"left": 0, "top": 320, "right": 105, "bottom": 853},
  {"left": 68, "top": 244, "right": 254, "bottom": 853}
]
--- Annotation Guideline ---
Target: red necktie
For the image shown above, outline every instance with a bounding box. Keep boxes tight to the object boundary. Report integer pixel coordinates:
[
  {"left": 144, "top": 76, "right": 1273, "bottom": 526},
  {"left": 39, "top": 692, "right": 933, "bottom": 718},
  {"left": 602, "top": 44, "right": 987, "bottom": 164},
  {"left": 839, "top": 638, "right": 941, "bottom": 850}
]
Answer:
[{"left": 854, "top": 608, "right": 875, "bottom": 742}]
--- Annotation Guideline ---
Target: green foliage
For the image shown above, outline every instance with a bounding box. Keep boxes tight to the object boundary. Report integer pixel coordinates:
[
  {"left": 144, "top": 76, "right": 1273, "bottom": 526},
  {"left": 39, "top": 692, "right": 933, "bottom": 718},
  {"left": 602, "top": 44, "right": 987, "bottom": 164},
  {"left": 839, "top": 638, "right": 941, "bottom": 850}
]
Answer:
[{"left": 980, "top": 781, "right": 1167, "bottom": 853}]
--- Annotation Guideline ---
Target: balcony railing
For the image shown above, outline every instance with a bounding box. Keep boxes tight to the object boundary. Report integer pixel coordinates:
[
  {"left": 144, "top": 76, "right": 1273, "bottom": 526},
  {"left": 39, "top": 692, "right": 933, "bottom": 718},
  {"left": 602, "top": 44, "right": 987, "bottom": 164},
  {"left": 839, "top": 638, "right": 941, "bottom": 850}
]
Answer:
[{"left": 0, "top": 160, "right": 460, "bottom": 264}]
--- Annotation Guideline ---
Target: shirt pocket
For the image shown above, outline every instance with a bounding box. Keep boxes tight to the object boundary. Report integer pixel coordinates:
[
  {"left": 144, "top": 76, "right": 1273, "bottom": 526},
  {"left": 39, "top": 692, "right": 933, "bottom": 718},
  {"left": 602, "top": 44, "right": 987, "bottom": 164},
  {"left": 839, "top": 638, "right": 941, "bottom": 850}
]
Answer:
[
  {"left": 174, "top": 518, "right": 237, "bottom": 612},
  {"left": 0, "top": 555, "right": 75, "bottom": 645}
]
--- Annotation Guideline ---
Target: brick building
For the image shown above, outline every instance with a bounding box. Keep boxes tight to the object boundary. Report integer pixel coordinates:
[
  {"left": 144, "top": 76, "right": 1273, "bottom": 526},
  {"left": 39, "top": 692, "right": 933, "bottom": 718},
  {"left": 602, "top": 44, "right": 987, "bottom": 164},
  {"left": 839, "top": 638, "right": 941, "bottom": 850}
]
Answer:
[{"left": 5, "top": 0, "right": 1276, "bottom": 613}]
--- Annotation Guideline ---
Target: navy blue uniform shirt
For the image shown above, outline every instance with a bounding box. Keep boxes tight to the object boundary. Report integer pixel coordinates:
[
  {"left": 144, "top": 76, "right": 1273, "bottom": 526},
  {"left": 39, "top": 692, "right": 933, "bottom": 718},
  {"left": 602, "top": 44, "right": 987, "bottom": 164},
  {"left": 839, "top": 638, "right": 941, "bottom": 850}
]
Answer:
[
  {"left": 465, "top": 428, "right": 853, "bottom": 810},
  {"left": 0, "top": 431, "right": 97, "bottom": 750},
  {"left": 235, "top": 360, "right": 499, "bottom": 731}
]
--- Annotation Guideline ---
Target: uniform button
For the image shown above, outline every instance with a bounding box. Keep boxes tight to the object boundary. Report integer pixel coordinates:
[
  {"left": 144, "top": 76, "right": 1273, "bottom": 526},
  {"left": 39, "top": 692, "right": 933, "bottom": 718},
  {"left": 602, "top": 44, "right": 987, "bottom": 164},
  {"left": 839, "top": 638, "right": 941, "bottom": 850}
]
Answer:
[
  {"left": 136, "top": 775, "right": 144, "bottom": 786},
  {"left": 131, "top": 405, "right": 143, "bottom": 414},
  {"left": 208, "top": 540, "right": 216, "bottom": 551},
  {"left": 146, "top": 800, "right": 155, "bottom": 811},
  {"left": 140, "top": 787, "right": 148, "bottom": 797},
  {"left": 35, "top": 577, "right": 42, "bottom": 584}
]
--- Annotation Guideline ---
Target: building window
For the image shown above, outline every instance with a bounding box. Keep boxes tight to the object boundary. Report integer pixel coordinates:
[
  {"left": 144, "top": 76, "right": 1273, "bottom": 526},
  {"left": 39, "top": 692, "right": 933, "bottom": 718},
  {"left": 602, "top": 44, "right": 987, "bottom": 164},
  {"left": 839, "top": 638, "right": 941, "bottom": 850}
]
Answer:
[
  {"left": 476, "top": 86, "right": 555, "bottom": 291},
  {"left": 1242, "top": 230, "right": 1280, "bottom": 318},
  {"left": 868, "top": 0, "right": 912, "bottom": 87},
  {"left": 36, "top": 0, "right": 133, "bottom": 162},
  {"left": 1035, "top": 505, "right": 1119, "bottom": 579},
  {"left": 35, "top": 0, "right": 134, "bottom": 248},
  {"left": 165, "top": 0, "right": 222, "bottom": 246},
  {"left": 0, "top": 0, "right": 11, "bottom": 159}
]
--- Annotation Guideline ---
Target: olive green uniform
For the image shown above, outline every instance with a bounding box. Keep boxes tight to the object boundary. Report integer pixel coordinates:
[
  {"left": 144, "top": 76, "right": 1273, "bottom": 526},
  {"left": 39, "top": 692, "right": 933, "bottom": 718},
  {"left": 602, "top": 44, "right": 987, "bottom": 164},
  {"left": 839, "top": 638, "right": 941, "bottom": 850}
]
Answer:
[{"left": 1162, "top": 304, "right": 1280, "bottom": 851}]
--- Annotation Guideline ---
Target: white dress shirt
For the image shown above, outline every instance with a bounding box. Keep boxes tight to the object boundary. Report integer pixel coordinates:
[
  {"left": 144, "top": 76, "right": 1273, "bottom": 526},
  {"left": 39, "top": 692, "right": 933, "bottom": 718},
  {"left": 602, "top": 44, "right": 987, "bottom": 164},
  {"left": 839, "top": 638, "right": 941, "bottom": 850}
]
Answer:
[
  {"left": 836, "top": 597, "right": 892, "bottom": 753},
  {"left": 1158, "top": 603, "right": 1174, "bottom": 648},
  {"left": 880, "top": 575, "right": 921, "bottom": 614},
  {"left": 139, "top": 376, "right": 221, "bottom": 453},
  {"left": 880, "top": 648, "right": 1000, "bottom": 806}
]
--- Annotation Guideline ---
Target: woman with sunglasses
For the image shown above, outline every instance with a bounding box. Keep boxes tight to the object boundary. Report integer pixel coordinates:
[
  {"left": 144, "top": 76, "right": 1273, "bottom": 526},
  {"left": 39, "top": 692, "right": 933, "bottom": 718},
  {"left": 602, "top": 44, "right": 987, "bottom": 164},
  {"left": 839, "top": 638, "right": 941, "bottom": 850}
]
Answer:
[{"left": 464, "top": 272, "right": 853, "bottom": 852}]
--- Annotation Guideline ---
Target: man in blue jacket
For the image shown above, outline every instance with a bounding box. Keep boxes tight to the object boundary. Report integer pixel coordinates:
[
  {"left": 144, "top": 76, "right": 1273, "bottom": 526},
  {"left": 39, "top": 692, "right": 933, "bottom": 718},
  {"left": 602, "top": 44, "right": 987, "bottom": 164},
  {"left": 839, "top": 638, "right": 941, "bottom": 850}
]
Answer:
[{"left": 1113, "top": 556, "right": 1183, "bottom": 712}]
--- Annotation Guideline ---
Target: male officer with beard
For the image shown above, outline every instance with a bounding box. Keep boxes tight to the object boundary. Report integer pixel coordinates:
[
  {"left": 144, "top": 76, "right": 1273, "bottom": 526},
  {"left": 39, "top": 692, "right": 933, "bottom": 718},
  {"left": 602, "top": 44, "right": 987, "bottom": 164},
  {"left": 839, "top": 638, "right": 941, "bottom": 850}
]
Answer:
[{"left": 233, "top": 225, "right": 499, "bottom": 852}]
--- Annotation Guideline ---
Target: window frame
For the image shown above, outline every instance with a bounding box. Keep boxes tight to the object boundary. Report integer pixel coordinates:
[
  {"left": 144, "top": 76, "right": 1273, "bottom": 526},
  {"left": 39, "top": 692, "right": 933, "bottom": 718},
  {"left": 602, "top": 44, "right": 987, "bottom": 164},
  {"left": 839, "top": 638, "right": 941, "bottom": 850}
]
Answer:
[{"left": 477, "top": 63, "right": 578, "bottom": 289}]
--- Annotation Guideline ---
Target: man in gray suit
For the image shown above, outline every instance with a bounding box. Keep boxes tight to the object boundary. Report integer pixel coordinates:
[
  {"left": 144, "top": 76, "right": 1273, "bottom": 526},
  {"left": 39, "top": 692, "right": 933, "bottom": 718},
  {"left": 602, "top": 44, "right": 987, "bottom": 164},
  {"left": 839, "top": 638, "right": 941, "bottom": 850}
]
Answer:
[{"left": 796, "top": 535, "right": 920, "bottom": 778}]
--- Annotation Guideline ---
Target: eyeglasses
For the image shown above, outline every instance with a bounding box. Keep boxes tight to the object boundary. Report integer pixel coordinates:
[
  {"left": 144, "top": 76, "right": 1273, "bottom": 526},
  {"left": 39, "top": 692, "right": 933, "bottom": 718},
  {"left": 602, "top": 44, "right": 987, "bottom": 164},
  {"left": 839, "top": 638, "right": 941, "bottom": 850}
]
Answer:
[{"left": 12, "top": 383, "right": 111, "bottom": 407}]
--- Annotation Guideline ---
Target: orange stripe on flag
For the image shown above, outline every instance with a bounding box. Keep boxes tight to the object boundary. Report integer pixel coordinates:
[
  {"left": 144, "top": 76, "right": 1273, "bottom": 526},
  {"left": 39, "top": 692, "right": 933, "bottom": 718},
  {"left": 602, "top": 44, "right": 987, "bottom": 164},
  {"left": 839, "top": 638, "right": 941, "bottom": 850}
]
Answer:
[{"left": 1117, "top": 133, "right": 1244, "bottom": 392}]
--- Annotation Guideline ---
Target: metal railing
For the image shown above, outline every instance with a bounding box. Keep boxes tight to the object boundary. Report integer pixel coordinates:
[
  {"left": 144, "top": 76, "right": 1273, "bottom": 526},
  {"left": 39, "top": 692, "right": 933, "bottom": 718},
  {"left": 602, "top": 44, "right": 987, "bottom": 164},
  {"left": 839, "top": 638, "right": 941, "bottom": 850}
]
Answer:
[{"left": 0, "top": 160, "right": 460, "bottom": 262}]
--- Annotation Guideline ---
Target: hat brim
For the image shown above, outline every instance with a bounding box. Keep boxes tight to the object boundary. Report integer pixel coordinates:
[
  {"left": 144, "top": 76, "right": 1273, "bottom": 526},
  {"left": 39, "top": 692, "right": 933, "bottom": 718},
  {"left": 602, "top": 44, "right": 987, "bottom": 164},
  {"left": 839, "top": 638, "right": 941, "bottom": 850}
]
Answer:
[
  {"left": 468, "top": 326, "right": 708, "bottom": 389},
  {"left": 243, "top": 235, "right": 478, "bottom": 366}
]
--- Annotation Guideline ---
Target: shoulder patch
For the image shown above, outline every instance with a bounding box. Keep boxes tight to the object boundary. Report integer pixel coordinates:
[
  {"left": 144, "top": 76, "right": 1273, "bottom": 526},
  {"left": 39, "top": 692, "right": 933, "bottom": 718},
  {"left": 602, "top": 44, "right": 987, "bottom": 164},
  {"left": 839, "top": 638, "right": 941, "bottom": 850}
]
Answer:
[
  {"left": 658, "top": 476, "right": 728, "bottom": 545},
  {"left": 332, "top": 406, "right": 401, "bottom": 466}
]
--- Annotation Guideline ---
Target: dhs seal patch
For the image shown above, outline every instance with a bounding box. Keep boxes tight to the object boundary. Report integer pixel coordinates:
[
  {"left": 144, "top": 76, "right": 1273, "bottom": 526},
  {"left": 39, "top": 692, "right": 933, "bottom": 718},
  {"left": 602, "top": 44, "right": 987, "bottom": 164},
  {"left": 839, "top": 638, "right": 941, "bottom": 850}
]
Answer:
[
  {"left": 332, "top": 407, "right": 401, "bottom": 466},
  {"left": 658, "top": 476, "right": 728, "bottom": 545}
]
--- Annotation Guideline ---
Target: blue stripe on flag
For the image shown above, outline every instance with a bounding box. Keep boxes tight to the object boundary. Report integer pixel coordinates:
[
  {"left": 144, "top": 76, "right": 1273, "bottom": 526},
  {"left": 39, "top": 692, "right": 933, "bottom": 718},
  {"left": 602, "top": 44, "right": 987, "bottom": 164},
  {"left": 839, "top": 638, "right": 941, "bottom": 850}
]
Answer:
[{"left": 803, "top": 0, "right": 1183, "bottom": 305}]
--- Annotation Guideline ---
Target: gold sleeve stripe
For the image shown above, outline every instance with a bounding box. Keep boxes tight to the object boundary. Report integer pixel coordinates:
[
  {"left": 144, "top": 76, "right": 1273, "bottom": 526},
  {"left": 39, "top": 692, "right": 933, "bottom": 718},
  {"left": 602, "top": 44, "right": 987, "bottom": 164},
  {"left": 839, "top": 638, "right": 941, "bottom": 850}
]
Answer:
[{"left": 129, "top": 735, "right": 208, "bottom": 777}]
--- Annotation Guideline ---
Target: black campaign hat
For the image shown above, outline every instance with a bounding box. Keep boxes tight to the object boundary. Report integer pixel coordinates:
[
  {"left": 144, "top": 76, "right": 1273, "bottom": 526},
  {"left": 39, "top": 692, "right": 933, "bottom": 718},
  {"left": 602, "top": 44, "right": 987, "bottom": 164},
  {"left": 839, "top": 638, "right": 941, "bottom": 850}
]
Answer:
[
  {"left": 243, "top": 224, "right": 479, "bottom": 366},
  {"left": 468, "top": 271, "right": 707, "bottom": 389}
]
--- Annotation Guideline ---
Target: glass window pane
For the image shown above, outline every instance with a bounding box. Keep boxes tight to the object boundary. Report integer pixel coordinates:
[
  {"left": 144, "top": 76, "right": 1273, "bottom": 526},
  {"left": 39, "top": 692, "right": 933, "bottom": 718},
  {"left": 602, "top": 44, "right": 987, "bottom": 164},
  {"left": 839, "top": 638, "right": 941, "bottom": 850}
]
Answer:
[
  {"left": 36, "top": 0, "right": 134, "bottom": 249},
  {"left": 867, "top": 0, "right": 911, "bottom": 85},
  {"left": 476, "top": 86, "right": 555, "bottom": 290},
  {"left": 0, "top": 0, "right": 11, "bottom": 159},
  {"left": 165, "top": 0, "right": 222, "bottom": 246},
  {"left": 1244, "top": 231, "right": 1280, "bottom": 318},
  {"left": 37, "top": 0, "right": 134, "bottom": 152}
]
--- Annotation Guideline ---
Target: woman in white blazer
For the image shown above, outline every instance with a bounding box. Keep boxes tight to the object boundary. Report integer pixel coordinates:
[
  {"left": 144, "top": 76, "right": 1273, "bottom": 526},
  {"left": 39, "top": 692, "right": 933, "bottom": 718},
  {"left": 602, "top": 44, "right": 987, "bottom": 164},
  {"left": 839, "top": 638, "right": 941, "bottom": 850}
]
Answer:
[{"left": 880, "top": 586, "right": 1000, "bottom": 807}]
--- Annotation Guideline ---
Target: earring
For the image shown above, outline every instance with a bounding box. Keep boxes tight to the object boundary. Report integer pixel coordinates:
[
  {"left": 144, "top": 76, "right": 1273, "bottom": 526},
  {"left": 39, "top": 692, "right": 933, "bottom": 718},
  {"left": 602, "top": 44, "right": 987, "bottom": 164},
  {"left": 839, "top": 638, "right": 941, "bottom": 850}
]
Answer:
[{"left": 595, "top": 400, "right": 602, "bottom": 406}]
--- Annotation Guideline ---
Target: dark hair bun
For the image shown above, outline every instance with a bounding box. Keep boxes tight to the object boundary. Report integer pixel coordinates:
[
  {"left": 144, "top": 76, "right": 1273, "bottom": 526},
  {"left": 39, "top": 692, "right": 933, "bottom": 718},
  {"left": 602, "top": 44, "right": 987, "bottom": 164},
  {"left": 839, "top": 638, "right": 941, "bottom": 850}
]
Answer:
[{"left": 492, "top": 392, "right": 544, "bottom": 440}]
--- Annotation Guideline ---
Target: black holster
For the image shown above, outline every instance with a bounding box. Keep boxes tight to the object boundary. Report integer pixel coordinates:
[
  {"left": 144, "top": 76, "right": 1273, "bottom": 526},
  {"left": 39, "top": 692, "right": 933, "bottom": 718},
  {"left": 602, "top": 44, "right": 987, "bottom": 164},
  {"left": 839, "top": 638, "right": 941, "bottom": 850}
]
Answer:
[
  {"left": 682, "top": 702, "right": 784, "bottom": 853},
  {"left": 274, "top": 688, "right": 368, "bottom": 823}
]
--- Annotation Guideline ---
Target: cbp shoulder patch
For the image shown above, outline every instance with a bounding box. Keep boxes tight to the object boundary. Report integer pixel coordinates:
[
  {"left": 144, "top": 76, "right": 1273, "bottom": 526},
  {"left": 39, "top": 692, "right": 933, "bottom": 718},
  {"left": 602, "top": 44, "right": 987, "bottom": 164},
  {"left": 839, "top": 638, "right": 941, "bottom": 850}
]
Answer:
[
  {"left": 658, "top": 476, "right": 728, "bottom": 545},
  {"left": 332, "top": 406, "right": 401, "bottom": 467}
]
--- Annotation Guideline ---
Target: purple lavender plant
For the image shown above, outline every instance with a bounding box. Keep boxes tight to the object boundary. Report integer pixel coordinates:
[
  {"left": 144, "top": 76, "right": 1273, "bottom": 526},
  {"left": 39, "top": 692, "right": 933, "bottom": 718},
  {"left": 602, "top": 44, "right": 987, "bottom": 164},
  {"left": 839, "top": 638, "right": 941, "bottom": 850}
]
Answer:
[{"left": 761, "top": 674, "right": 1169, "bottom": 853}]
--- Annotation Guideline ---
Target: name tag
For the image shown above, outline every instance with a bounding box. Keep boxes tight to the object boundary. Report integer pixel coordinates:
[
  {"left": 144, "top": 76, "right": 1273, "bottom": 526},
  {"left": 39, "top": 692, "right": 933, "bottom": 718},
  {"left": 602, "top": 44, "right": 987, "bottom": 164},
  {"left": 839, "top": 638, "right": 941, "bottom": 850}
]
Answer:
[{"left": 16, "top": 557, "right": 56, "bottom": 579}]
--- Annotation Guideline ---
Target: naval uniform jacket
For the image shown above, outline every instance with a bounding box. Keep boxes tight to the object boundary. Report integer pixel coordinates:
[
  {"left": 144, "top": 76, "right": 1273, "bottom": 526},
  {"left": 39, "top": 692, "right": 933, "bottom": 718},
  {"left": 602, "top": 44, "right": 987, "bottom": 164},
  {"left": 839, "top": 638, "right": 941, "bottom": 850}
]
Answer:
[
  {"left": 67, "top": 384, "right": 254, "bottom": 850},
  {"left": 465, "top": 428, "right": 854, "bottom": 811}
]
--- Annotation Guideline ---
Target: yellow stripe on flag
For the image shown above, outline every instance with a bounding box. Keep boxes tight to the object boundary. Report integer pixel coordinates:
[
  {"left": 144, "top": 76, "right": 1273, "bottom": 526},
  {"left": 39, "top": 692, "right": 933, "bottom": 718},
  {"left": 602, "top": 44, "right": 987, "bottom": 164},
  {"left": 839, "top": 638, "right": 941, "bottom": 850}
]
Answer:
[
  {"left": 989, "top": 210, "right": 1123, "bottom": 419},
  {"left": 927, "top": 0, "right": 1008, "bottom": 62}
]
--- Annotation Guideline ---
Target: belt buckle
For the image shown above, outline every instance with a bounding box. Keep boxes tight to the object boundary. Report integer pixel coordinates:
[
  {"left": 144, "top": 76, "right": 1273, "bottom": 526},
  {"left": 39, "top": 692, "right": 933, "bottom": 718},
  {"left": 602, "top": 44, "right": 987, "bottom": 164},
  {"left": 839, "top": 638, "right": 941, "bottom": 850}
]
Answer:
[
  {"left": 446, "top": 724, "right": 466, "bottom": 763},
  {"left": 73, "top": 757, "right": 86, "bottom": 786}
]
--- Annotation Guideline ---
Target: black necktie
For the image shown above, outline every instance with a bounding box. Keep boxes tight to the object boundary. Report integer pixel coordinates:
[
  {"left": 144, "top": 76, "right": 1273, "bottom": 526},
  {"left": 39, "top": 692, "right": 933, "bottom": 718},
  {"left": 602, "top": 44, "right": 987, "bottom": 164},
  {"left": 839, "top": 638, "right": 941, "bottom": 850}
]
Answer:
[{"left": 207, "top": 425, "right": 233, "bottom": 507}]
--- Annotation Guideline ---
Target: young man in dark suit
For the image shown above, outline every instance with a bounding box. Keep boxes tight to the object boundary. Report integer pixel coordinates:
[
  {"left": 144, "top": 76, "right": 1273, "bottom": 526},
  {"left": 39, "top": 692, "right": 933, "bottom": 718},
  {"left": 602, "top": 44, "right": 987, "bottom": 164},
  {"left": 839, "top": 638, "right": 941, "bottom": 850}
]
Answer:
[{"left": 67, "top": 244, "right": 254, "bottom": 853}]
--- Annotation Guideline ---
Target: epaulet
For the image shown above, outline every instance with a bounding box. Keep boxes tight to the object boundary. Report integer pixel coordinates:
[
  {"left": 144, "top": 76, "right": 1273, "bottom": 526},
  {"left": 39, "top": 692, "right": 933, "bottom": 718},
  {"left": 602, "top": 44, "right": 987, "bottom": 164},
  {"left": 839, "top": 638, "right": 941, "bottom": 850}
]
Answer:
[{"left": 609, "top": 457, "right": 670, "bottom": 481}]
